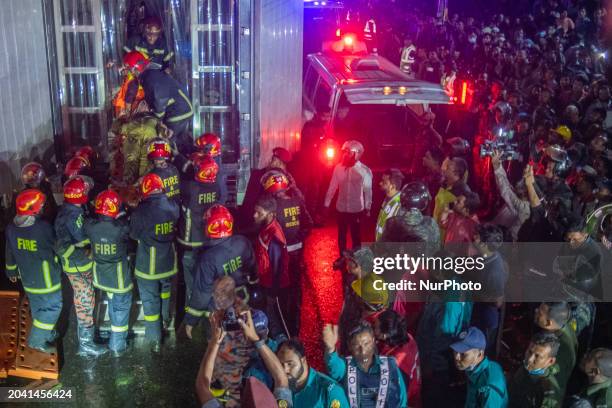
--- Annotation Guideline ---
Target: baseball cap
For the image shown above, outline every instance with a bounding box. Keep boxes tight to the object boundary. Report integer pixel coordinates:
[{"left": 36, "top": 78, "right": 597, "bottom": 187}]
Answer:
[
  {"left": 272, "top": 147, "right": 292, "bottom": 164},
  {"left": 450, "top": 327, "right": 486, "bottom": 352}
]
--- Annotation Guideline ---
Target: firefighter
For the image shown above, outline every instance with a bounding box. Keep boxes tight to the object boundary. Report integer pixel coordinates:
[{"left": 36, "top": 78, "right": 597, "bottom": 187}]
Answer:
[
  {"left": 122, "top": 51, "right": 194, "bottom": 155},
  {"left": 130, "top": 173, "right": 180, "bottom": 352},
  {"left": 63, "top": 155, "right": 92, "bottom": 181},
  {"left": 177, "top": 155, "right": 221, "bottom": 302},
  {"left": 253, "top": 194, "right": 290, "bottom": 339},
  {"left": 84, "top": 190, "right": 133, "bottom": 356},
  {"left": 261, "top": 169, "right": 311, "bottom": 336},
  {"left": 123, "top": 16, "right": 173, "bottom": 71},
  {"left": 183, "top": 205, "right": 257, "bottom": 339},
  {"left": 146, "top": 138, "right": 181, "bottom": 203},
  {"left": 55, "top": 176, "right": 108, "bottom": 357},
  {"left": 190, "top": 133, "right": 228, "bottom": 205},
  {"left": 11, "top": 162, "right": 57, "bottom": 222},
  {"left": 5, "top": 189, "right": 62, "bottom": 353}
]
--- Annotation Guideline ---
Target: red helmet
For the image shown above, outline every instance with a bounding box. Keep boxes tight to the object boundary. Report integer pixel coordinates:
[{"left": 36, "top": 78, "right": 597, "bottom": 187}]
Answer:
[
  {"left": 74, "top": 146, "right": 96, "bottom": 164},
  {"left": 140, "top": 173, "right": 165, "bottom": 198},
  {"left": 195, "top": 133, "right": 221, "bottom": 157},
  {"left": 204, "top": 204, "right": 233, "bottom": 239},
  {"left": 63, "top": 176, "right": 91, "bottom": 205},
  {"left": 16, "top": 189, "right": 46, "bottom": 216},
  {"left": 123, "top": 51, "right": 150, "bottom": 73},
  {"left": 261, "top": 170, "right": 289, "bottom": 193},
  {"left": 95, "top": 189, "right": 122, "bottom": 218},
  {"left": 21, "top": 162, "right": 45, "bottom": 186},
  {"left": 64, "top": 156, "right": 91, "bottom": 179},
  {"left": 194, "top": 155, "right": 219, "bottom": 183},
  {"left": 147, "top": 139, "right": 172, "bottom": 160}
]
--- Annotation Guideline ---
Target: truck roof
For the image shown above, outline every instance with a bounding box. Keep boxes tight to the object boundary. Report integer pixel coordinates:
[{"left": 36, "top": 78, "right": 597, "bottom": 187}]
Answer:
[{"left": 307, "top": 52, "right": 452, "bottom": 105}]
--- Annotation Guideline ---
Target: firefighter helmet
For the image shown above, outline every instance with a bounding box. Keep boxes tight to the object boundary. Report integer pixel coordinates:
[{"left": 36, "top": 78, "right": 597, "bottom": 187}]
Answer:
[
  {"left": 195, "top": 133, "right": 221, "bottom": 157},
  {"left": 147, "top": 138, "right": 172, "bottom": 160},
  {"left": 20, "top": 162, "right": 45, "bottom": 186},
  {"left": 194, "top": 155, "right": 219, "bottom": 183},
  {"left": 400, "top": 181, "right": 431, "bottom": 212},
  {"left": 204, "top": 204, "right": 233, "bottom": 239},
  {"left": 140, "top": 173, "right": 165, "bottom": 198},
  {"left": 74, "top": 146, "right": 96, "bottom": 164},
  {"left": 260, "top": 170, "right": 289, "bottom": 193},
  {"left": 123, "top": 51, "right": 150, "bottom": 73},
  {"left": 64, "top": 155, "right": 91, "bottom": 179},
  {"left": 63, "top": 176, "right": 92, "bottom": 205},
  {"left": 16, "top": 189, "right": 46, "bottom": 216},
  {"left": 341, "top": 140, "right": 365, "bottom": 161},
  {"left": 95, "top": 189, "right": 122, "bottom": 218}
]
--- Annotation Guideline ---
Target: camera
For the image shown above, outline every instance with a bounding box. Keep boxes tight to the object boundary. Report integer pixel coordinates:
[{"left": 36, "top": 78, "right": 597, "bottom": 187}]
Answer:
[
  {"left": 480, "top": 128, "right": 522, "bottom": 161},
  {"left": 222, "top": 306, "right": 242, "bottom": 332}
]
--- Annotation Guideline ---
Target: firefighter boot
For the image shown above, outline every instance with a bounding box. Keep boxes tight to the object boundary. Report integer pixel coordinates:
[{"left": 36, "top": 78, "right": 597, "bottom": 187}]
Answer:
[
  {"left": 109, "top": 331, "right": 128, "bottom": 357},
  {"left": 77, "top": 326, "right": 108, "bottom": 357}
]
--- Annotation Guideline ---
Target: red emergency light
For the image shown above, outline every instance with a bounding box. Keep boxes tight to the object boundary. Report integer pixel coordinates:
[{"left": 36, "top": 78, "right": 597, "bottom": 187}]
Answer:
[
  {"left": 343, "top": 34, "right": 355, "bottom": 47},
  {"left": 326, "top": 146, "right": 336, "bottom": 159},
  {"left": 460, "top": 81, "right": 468, "bottom": 105}
]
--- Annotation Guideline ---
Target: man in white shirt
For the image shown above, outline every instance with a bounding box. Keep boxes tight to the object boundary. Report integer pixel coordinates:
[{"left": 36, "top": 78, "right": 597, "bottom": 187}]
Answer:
[{"left": 324, "top": 140, "right": 373, "bottom": 266}]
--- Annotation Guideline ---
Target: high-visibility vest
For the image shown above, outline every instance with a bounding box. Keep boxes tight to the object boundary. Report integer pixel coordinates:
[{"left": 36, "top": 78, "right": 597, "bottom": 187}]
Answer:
[
  {"left": 364, "top": 19, "right": 376, "bottom": 39},
  {"left": 113, "top": 72, "right": 145, "bottom": 117}
]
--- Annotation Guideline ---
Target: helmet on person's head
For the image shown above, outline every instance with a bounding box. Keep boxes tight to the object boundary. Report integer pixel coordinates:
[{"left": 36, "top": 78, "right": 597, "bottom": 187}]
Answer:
[
  {"left": 195, "top": 133, "right": 221, "bottom": 157},
  {"left": 555, "top": 125, "right": 572, "bottom": 143},
  {"left": 74, "top": 146, "right": 96, "bottom": 165},
  {"left": 147, "top": 138, "right": 172, "bottom": 160},
  {"left": 140, "top": 173, "right": 164, "bottom": 198},
  {"left": 260, "top": 170, "right": 289, "bottom": 194},
  {"left": 546, "top": 145, "right": 573, "bottom": 178},
  {"left": 95, "top": 189, "right": 122, "bottom": 218},
  {"left": 123, "top": 51, "right": 150, "bottom": 73},
  {"left": 21, "top": 162, "right": 45, "bottom": 186},
  {"left": 64, "top": 156, "right": 91, "bottom": 179},
  {"left": 16, "top": 189, "right": 46, "bottom": 216},
  {"left": 272, "top": 147, "right": 293, "bottom": 164},
  {"left": 341, "top": 140, "right": 364, "bottom": 161},
  {"left": 204, "top": 204, "right": 233, "bottom": 239},
  {"left": 400, "top": 181, "right": 431, "bottom": 212},
  {"left": 63, "top": 176, "right": 92, "bottom": 205},
  {"left": 193, "top": 155, "right": 219, "bottom": 183},
  {"left": 143, "top": 16, "right": 163, "bottom": 35}
]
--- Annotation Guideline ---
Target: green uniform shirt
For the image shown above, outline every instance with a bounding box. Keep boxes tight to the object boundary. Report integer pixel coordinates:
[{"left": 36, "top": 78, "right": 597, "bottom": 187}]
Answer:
[
  {"left": 554, "top": 325, "right": 578, "bottom": 394},
  {"left": 84, "top": 216, "right": 133, "bottom": 293},
  {"left": 581, "top": 379, "right": 612, "bottom": 408},
  {"left": 465, "top": 357, "right": 508, "bottom": 408},
  {"left": 294, "top": 368, "right": 349, "bottom": 408},
  {"left": 509, "top": 364, "right": 562, "bottom": 408},
  {"left": 375, "top": 192, "right": 401, "bottom": 241}
]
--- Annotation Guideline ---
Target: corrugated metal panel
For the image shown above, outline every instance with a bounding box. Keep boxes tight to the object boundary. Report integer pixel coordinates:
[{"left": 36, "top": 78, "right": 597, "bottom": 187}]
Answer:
[
  {"left": 0, "top": 0, "right": 54, "bottom": 195},
  {"left": 254, "top": 0, "right": 303, "bottom": 168}
]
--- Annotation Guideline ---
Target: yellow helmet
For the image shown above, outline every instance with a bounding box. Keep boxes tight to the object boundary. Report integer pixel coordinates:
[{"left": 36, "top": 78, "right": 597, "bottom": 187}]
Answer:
[{"left": 555, "top": 125, "right": 572, "bottom": 142}]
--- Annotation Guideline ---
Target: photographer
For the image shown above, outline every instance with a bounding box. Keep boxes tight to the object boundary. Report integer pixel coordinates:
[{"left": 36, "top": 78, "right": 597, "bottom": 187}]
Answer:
[{"left": 195, "top": 309, "right": 292, "bottom": 408}]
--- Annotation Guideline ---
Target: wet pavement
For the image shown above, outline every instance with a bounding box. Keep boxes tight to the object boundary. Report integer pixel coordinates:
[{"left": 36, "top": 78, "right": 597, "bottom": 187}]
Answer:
[{"left": 1, "top": 216, "right": 376, "bottom": 407}]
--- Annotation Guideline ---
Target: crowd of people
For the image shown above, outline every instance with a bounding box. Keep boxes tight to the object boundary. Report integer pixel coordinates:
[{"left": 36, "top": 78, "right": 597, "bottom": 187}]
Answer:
[{"left": 3, "top": 0, "right": 612, "bottom": 407}]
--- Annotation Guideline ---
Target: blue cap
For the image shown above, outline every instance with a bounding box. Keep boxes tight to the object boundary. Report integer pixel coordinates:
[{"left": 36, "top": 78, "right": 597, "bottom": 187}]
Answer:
[
  {"left": 251, "top": 309, "right": 269, "bottom": 334},
  {"left": 450, "top": 327, "right": 486, "bottom": 352}
]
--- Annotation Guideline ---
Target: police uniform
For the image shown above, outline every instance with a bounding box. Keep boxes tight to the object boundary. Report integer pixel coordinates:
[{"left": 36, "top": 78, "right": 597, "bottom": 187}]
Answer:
[
  {"left": 464, "top": 357, "right": 509, "bottom": 408},
  {"left": 275, "top": 194, "right": 311, "bottom": 335},
  {"left": 293, "top": 368, "right": 350, "bottom": 408},
  {"left": 183, "top": 235, "right": 255, "bottom": 326},
  {"left": 325, "top": 351, "right": 407, "bottom": 408},
  {"left": 177, "top": 178, "right": 221, "bottom": 300},
  {"left": 84, "top": 215, "right": 133, "bottom": 350},
  {"left": 55, "top": 203, "right": 95, "bottom": 328},
  {"left": 130, "top": 193, "right": 179, "bottom": 341},
  {"left": 139, "top": 69, "right": 194, "bottom": 153},
  {"left": 581, "top": 379, "right": 612, "bottom": 408},
  {"left": 123, "top": 35, "right": 174, "bottom": 70},
  {"left": 5, "top": 218, "right": 62, "bottom": 349},
  {"left": 150, "top": 164, "right": 181, "bottom": 203},
  {"left": 509, "top": 364, "right": 562, "bottom": 408}
]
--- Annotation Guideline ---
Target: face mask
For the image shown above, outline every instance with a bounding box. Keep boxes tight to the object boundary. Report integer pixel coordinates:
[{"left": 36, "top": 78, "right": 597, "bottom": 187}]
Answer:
[{"left": 524, "top": 361, "right": 547, "bottom": 376}]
